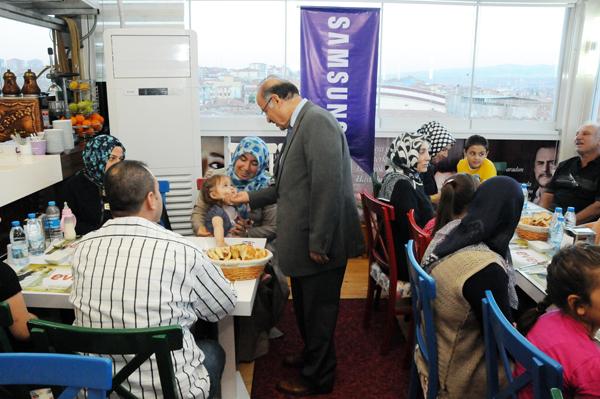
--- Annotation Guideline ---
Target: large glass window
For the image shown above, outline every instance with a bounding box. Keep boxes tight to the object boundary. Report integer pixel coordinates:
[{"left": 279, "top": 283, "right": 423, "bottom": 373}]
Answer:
[
  {"left": 175, "top": 1, "right": 572, "bottom": 132},
  {"left": 472, "top": 6, "right": 565, "bottom": 121},
  {"left": 190, "top": 1, "right": 286, "bottom": 115},
  {"left": 0, "top": 17, "right": 53, "bottom": 91},
  {"left": 380, "top": 3, "right": 476, "bottom": 120}
]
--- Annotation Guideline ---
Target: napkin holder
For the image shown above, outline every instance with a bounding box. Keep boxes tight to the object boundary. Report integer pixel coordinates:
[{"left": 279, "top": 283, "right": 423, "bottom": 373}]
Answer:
[{"left": 565, "top": 227, "right": 596, "bottom": 245}]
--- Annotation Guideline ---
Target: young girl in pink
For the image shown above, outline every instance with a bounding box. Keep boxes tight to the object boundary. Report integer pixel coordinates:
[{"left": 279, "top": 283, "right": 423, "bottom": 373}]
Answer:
[{"left": 517, "top": 244, "right": 600, "bottom": 398}]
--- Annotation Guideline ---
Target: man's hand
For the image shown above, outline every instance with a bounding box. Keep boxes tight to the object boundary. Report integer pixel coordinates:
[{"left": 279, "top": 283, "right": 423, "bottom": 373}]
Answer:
[
  {"left": 309, "top": 251, "right": 330, "bottom": 264},
  {"left": 230, "top": 191, "right": 250, "bottom": 205}
]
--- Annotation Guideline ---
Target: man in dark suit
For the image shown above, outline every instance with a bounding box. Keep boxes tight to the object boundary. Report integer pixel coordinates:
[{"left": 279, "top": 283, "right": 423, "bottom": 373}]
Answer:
[{"left": 232, "top": 77, "right": 364, "bottom": 395}]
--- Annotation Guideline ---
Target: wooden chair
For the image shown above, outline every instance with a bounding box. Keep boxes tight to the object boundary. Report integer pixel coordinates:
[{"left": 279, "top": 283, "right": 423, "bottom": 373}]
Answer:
[
  {"left": 28, "top": 319, "right": 183, "bottom": 399},
  {"left": 0, "top": 352, "right": 112, "bottom": 399},
  {"left": 407, "top": 209, "right": 432, "bottom": 262},
  {"left": 482, "top": 291, "right": 563, "bottom": 399},
  {"left": 361, "top": 191, "right": 412, "bottom": 354},
  {"left": 406, "top": 240, "right": 438, "bottom": 399}
]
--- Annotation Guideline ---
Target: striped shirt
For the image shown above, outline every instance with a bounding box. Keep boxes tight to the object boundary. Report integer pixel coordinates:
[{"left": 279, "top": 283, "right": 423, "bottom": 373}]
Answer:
[{"left": 70, "top": 216, "right": 237, "bottom": 399}]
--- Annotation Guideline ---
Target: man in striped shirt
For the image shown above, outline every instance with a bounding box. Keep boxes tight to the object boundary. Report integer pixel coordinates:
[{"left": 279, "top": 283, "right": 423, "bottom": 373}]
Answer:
[{"left": 70, "top": 160, "right": 237, "bottom": 399}]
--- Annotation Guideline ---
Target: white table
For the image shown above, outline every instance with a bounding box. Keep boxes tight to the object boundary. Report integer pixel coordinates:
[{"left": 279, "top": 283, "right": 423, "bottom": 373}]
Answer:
[
  {"left": 10, "top": 236, "right": 263, "bottom": 399},
  {"left": 187, "top": 237, "right": 263, "bottom": 399}
]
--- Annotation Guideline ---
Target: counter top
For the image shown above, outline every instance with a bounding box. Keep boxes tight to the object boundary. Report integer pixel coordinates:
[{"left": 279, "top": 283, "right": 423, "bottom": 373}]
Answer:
[{"left": 0, "top": 151, "right": 63, "bottom": 207}]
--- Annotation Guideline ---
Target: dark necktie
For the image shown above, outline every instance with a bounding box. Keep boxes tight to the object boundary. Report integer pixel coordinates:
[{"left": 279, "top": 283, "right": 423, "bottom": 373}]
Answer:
[{"left": 275, "top": 127, "right": 293, "bottom": 178}]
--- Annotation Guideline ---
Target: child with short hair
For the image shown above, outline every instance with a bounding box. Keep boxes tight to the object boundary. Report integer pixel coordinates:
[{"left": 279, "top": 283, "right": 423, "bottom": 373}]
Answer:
[
  {"left": 202, "top": 175, "right": 237, "bottom": 247},
  {"left": 456, "top": 135, "right": 497, "bottom": 182},
  {"left": 516, "top": 244, "right": 600, "bottom": 398}
]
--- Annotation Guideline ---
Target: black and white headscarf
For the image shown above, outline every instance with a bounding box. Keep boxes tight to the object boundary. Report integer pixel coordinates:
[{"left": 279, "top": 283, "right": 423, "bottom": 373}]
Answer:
[
  {"left": 417, "top": 121, "right": 455, "bottom": 159},
  {"left": 379, "top": 132, "right": 428, "bottom": 201}
]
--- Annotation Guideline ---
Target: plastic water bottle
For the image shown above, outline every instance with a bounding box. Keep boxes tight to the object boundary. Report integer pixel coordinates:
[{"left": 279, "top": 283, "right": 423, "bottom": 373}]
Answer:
[
  {"left": 9, "top": 221, "right": 29, "bottom": 267},
  {"left": 549, "top": 215, "right": 565, "bottom": 252},
  {"left": 25, "top": 213, "right": 45, "bottom": 256},
  {"left": 550, "top": 207, "right": 563, "bottom": 229},
  {"left": 521, "top": 183, "right": 528, "bottom": 210},
  {"left": 60, "top": 202, "right": 77, "bottom": 240},
  {"left": 46, "top": 201, "right": 63, "bottom": 242},
  {"left": 564, "top": 207, "right": 576, "bottom": 228}
]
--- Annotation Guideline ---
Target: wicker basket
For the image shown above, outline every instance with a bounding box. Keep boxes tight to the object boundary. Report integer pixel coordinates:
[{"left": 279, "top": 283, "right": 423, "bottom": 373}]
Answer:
[
  {"left": 207, "top": 249, "right": 273, "bottom": 281},
  {"left": 221, "top": 265, "right": 266, "bottom": 281},
  {"left": 516, "top": 223, "right": 549, "bottom": 241}
]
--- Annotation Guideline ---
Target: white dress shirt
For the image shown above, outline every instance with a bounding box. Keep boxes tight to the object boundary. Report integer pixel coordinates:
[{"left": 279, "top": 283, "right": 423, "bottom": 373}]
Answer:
[{"left": 70, "top": 216, "right": 237, "bottom": 399}]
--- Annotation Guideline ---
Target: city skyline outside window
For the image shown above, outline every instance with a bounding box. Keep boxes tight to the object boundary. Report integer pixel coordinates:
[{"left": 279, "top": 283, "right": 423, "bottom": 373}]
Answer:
[
  {"left": 471, "top": 6, "right": 564, "bottom": 121},
  {"left": 0, "top": 1, "right": 570, "bottom": 125}
]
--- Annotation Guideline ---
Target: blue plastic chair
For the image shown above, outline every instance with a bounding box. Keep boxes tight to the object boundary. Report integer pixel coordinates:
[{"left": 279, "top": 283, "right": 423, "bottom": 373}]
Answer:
[
  {"left": 0, "top": 352, "right": 112, "bottom": 399},
  {"left": 157, "top": 180, "right": 172, "bottom": 230},
  {"left": 482, "top": 290, "right": 563, "bottom": 399},
  {"left": 406, "top": 240, "right": 438, "bottom": 399}
]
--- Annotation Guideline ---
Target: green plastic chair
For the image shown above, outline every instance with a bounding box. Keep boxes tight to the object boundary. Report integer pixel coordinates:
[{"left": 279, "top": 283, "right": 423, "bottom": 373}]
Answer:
[
  {"left": 0, "top": 301, "right": 13, "bottom": 352},
  {"left": 551, "top": 388, "right": 564, "bottom": 399},
  {"left": 28, "top": 319, "right": 183, "bottom": 399}
]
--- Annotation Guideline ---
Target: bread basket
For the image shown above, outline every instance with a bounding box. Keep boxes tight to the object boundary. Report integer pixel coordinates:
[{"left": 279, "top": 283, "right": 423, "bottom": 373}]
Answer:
[
  {"left": 207, "top": 249, "right": 273, "bottom": 281},
  {"left": 516, "top": 223, "right": 549, "bottom": 242}
]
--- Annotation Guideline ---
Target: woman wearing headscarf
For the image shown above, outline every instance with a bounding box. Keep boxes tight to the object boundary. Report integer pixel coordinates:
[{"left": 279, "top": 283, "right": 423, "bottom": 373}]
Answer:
[
  {"left": 379, "top": 131, "right": 434, "bottom": 281},
  {"left": 417, "top": 121, "right": 456, "bottom": 199},
  {"left": 418, "top": 176, "right": 522, "bottom": 399},
  {"left": 191, "top": 136, "right": 288, "bottom": 362},
  {"left": 62, "top": 134, "right": 125, "bottom": 235},
  {"left": 192, "top": 136, "right": 275, "bottom": 240}
]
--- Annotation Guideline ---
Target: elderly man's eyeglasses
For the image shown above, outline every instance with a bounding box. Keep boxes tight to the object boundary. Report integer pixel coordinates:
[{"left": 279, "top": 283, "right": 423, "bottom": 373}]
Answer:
[{"left": 261, "top": 96, "right": 273, "bottom": 115}]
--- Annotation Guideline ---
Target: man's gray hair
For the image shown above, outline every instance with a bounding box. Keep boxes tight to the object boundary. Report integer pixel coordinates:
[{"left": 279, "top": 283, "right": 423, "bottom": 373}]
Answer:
[
  {"left": 579, "top": 122, "right": 600, "bottom": 137},
  {"left": 259, "top": 76, "right": 299, "bottom": 101}
]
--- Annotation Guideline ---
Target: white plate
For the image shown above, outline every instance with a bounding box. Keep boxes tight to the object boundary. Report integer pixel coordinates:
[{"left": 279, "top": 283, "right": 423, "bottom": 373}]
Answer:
[{"left": 205, "top": 249, "right": 273, "bottom": 267}]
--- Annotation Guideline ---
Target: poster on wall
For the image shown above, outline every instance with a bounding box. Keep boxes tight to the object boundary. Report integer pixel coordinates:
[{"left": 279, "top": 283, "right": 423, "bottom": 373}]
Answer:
[
  {"left": 352, "top": 137, "right": 559, "bottom": 206},
  {"left": 300, "top": 6, "right": 380, "bottom": 174}
]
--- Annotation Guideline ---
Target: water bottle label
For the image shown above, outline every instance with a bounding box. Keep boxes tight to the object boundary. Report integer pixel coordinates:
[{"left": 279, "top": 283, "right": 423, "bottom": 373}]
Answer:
[
  {"left": 49, "top": 218, "right": 60, "bottom": 229},
  {"left": 11, "top": 245, "right": 28, "bottom": 259}
]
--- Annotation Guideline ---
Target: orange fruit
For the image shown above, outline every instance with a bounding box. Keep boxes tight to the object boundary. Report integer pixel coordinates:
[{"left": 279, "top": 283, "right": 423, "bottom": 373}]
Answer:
[
  {"left": 70, "top": 116, "right": 77, "bottom": 125},
  {"left": 82, "top": 119, "right": 91, "bottom": 127},
  {"left": 75, "top": 114, "right": 85, "bottom": 124}
]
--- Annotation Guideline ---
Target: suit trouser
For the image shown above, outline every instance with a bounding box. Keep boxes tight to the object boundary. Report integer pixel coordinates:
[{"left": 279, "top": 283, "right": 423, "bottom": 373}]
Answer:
[{"left": 290, "top": 265, "right": 346, "bottom": 391}]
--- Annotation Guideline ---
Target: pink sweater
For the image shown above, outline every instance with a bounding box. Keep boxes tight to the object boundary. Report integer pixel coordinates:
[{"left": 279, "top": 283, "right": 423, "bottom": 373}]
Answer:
[{"left": 517, "top": 309, "right": 600, "bottom": 399}]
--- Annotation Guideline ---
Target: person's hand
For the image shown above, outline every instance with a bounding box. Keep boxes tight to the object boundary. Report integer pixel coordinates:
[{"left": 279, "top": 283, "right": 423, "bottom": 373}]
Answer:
[
  {"left": 229, "top": 220, "right": 248, "bottom": 236},
  {"left": 196, "top": 226, "right": 212, "bottom": 237},
  {"left": 230, "top": 191, "right": 250, "bottom": 205},
  {"left": 309, "top": 251, "right": 329, "bottom": 264}
]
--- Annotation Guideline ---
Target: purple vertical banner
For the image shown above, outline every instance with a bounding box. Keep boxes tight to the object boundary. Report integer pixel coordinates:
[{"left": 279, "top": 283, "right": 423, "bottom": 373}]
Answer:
[{"left": 301, "top": 7, "right": 380, "bottom": 174}]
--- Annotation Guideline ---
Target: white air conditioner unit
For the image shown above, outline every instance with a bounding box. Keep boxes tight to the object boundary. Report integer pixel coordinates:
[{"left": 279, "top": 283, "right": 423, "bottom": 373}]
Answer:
[{"left": 104, "top": 28, "right": 202, "bottom": 236}]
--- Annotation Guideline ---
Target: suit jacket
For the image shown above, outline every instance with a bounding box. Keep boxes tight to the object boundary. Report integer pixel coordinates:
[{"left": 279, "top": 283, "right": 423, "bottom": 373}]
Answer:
[{"left": 249, "top": 101, "right": 364, "bottom": 277}]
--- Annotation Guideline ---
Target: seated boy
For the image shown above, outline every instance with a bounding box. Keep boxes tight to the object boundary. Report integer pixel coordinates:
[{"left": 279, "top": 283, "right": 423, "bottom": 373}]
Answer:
[{"left": 457, "top": 135, "right": 497, "bottom": 182}]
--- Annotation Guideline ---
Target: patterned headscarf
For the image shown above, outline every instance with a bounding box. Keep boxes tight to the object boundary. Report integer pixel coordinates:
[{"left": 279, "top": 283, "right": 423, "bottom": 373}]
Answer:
[
  {"left": 379, "top": 132, "right": 429, "bottom": 201},
  {"left": 417, "top": 121, "right": 455, "bottom": 159},
  {"left": 82, "top": 134, "right": 126, "bottom": 187},
  {"left": 227, "top": 137, "right": 271, "bottom": 192}
]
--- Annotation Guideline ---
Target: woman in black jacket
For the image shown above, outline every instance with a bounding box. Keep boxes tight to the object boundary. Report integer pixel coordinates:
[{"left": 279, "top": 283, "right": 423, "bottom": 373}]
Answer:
[
  {"left": 378, "top": 132, "right": 434, "bottom": 281},
  {"left": 62, "top": 134, "right": 125, "bottom": 235}
]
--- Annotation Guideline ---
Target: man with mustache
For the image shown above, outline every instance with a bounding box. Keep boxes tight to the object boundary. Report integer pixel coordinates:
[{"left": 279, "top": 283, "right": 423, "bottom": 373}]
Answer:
[
  {"left": 540, "top": 123, "right": 600, "bottom": 224},
  {"left": 532, "top": 146, "right": 557, "bottom": 204}
]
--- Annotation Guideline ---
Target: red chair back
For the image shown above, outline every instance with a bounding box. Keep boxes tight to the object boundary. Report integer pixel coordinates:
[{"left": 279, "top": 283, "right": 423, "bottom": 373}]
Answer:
[
  {"left": 361, "top": 192, "right": 398, "bottom": 288},
  {"left": 407, "top": 209, "right": 432, "bottom": 262}
]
